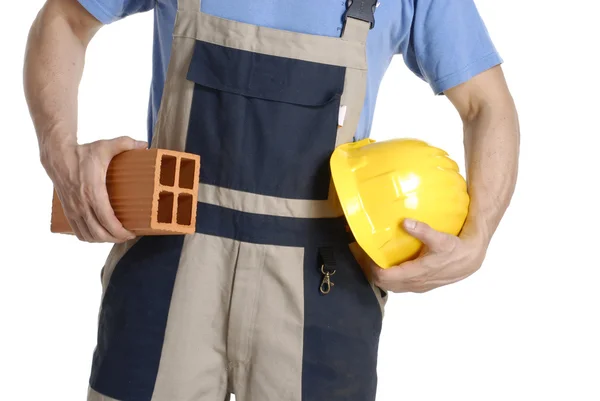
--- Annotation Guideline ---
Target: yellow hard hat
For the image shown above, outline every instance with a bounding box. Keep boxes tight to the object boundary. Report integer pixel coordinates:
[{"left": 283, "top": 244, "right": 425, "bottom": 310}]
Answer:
[{"left": 330, "top": 138, "right": 470, "bottom": 268}]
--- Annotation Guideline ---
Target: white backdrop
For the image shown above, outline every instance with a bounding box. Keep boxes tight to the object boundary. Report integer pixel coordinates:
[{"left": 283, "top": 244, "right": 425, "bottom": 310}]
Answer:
[{"left": 1, "top": 1, "right": 599, "bottom": 400}]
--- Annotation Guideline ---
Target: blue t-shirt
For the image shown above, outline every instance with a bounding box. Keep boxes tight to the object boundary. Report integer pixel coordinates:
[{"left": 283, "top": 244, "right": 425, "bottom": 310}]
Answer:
[{"left": 77, "top": 0, "right": 502, "bottom": 143}]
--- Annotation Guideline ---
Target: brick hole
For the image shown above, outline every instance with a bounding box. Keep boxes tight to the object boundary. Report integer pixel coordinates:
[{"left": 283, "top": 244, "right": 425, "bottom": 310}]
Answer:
[
  {"left": 160, "top": 155, "right": 177, "bottom": 187},
  {"left": 177, "top": 193, "right": 193, "bottom": 226},
  {"left": 179, "top": 158, "right": 196, "bottom": 189},
  {"left": 157, "top": 192, "right": 174, "bottom": 223}
]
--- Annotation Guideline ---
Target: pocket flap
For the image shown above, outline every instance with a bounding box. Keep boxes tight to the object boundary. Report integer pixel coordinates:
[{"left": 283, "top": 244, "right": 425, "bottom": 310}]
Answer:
[{"left": 186, "top": 41, "right": 346, "bottom": 107}]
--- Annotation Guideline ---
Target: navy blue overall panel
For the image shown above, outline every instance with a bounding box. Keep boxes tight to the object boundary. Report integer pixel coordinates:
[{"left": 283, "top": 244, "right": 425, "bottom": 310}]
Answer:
[
  {"left": 194, "top": 201, "right": 352, "bottom": 248},
  {"left": 185, "top": 41, "right": 346, "bottom": 200},
  {"left": 90, "top": 235, "right": 186, "bottom": 401},
  {"left": 302, "top": 245, "right": 382, "bottom": 401}
]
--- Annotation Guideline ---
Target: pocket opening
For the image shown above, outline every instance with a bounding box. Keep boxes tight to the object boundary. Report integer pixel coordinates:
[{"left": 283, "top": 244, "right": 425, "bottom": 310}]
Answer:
[{"left": 186, "top": 40, "right": 346, "bottom": 107}]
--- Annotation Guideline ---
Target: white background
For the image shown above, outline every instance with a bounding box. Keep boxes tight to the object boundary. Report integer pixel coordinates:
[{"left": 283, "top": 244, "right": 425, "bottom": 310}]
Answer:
[{"left": 1, "top": 1, "right": 599, "bottom": 400}]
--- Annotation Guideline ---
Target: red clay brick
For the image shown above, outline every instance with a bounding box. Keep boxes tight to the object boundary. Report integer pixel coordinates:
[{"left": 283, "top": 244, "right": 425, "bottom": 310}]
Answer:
[{"left": 51, "top": 149, "right": 201, "bottom": 236}]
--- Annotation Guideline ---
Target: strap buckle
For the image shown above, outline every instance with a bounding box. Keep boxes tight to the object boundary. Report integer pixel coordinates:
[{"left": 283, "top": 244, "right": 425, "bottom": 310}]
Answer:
[{"left": 344, "top": 0, "right": 378, "bottom": 29}]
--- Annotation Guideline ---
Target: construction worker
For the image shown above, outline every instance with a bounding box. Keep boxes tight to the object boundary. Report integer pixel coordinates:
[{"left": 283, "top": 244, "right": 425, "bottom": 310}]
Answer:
[{"left": 23, "top": 0, "right": 520, "bottom": 400}]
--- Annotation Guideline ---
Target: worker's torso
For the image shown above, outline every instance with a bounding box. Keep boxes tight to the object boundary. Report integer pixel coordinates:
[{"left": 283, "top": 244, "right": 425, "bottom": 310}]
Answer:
[{"left": 147, "top": 0, "right": 408, "bottom": 143}]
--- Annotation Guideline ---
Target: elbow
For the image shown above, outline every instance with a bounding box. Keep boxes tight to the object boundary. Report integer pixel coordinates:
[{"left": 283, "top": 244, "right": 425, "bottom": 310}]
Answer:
[
  {"left": 63, "top": 0, "right": 103, "bottom": 46},
  {"left": 34, "top": 0, "right": 102, "bottom": 47},
  {"left": 463, "top": 91, "right": 519, "bottom": 135},
  {"left": 460, "top": 98, "right": 489, "bottom": 125}
]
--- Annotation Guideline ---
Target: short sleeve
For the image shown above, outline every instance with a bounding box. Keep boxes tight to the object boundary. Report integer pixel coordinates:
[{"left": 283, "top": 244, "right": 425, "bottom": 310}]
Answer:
[
  {"left": 77, "top": 0, "right": 155, "bottom": 25},
  {"left": 402, "top": 0, "right": 503, "bottom": 95}
]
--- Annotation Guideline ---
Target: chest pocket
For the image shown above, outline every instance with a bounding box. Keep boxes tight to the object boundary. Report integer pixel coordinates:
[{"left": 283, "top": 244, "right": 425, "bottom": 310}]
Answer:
[{"left": 185, "top": 40, "right": 346, "bottom": 200}]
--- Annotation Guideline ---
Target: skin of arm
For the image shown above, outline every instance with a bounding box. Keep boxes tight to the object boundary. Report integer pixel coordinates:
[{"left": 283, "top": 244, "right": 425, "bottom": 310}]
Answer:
[
  {"left": 366, "top": 65, "right": 520, "bottom": 293},
  {"left": 24, "top": 0, "right": 147, "bottom": 243}
]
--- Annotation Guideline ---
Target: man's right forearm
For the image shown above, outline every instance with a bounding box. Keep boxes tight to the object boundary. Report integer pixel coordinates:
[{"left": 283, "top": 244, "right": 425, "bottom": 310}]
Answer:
[
  {"left": 23, "top": 1, "right": 143, "bottom": 243},
  {"left": 24, "top": 0, "right": 101, "bottom": 171}
]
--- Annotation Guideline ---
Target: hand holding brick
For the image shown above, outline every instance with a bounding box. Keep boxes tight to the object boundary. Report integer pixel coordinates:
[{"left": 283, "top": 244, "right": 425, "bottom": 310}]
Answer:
[{"left": 51, "top": 149, "right": 200, "bottom": 236}]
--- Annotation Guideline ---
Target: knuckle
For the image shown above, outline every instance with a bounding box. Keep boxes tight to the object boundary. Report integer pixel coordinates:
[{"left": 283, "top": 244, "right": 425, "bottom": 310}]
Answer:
[
  {"left": 372, "top": 270, "right": 388, "bottom": 286},
  {"left": 416, "top": 221, "right": 429, "bottom": 231},
  {"left": 82, "top": 186, "right": 94, "bottom": 200},
  {"left": 64, "top": 209, "right": 80, "bottom": 221},
  {"left": 117, "top": 136, "right": 134, "bottom": 148},
  {"left": 90, "top": 140, "right": 107, "bottom": 153},
  {"left": 90, "top": 230, "right": 109, "bottom": 243},
  {"left": 407, "top": 275, "right": 425, "bottom": 286},
  {"left": 373, "top": 276, "right": 385, "bottom": 288},
  {"left": 68, "top": 211, "right": 86, "bottom": 227},
  {"left": 441, "top": 235, "right": 456, "bottom": 249}
]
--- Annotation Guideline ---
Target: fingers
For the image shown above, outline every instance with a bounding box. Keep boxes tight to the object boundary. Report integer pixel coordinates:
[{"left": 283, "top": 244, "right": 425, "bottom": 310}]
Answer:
[
  {"left": 84, "top": 208, "right": 121, "bottom": 242},
  {"left": 363, "top": 220, "right": 468, "bottom": 294},
  {"left": 403, "top": 218, "right": 456, "bottom": 253},
  {"left": 94, "top": 137, "right": 143, "bottom": 241},
  {"left": 370, "top": 260, "right": 426, "bottom": 291},
  {"left": 103, "top": 136, "right": 148, "bottom": 157},
  {"left": 65, "top": 200, "right": 125, "bottom": 243},
  {"left": 51, "top": 139, "right": 145, "bottom": 244},
  {"left": 71, "top": 218, "right": 92, "bottom": 242},
  {"left": 75, "top": 137, "right": 144, "bottom": 242},
  {"left": 90, "top": 186, "right": 135, "bottom": 242}
]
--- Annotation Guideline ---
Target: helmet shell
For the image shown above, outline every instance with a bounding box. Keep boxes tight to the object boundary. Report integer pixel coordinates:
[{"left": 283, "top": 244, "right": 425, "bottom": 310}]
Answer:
[{"left": 330, "top": 138, "right": 470, "bottom": 268}]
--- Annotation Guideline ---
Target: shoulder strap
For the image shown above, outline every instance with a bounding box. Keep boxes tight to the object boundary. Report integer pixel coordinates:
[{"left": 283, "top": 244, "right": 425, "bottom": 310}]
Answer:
[
  {"left": 342, "top": 0, "right": 378, "bottom": 41},
  {"left": 178, "top": 0, "right": 200, "bottom": 12}
]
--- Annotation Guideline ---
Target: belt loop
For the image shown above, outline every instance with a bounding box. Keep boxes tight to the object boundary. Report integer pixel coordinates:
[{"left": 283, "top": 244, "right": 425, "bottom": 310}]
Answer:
[
  {"left": 178, "top": 0, "right": 201, "bottom": 12},
  {"left": 319, "top": 247, "right": 337, "bottom": 272}
]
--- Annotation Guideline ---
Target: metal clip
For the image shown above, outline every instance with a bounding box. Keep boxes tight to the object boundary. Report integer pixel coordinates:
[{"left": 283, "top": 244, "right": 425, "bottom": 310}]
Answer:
[{"left": 320, "top": 265, "right": 336, "bottom": 295}]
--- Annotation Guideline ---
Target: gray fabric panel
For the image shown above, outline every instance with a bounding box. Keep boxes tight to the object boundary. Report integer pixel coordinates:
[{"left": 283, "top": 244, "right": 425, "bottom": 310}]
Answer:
[
  {"left": 177, "top": 0, "right": 200, "bottom": 12},
  {"left": 197, "top": 183, "right": 345, "bottom": 219},
  {"left": 231, "top": 244, "right": 305, "bottom": 401},
  {"left": 151, "top": 234, "right": 234, "bottom": 401},
  {"left": 337, "top": 67, "right": 369, "bottom": 146},
  {"left": 151, "top": 36, "right": 196, "bottom": 152},
  {"left": 341, "top": 17, "right": 371, "bottom": 43}
]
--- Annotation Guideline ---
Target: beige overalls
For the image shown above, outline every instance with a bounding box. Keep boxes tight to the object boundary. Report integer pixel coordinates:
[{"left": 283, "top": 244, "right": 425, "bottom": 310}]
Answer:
[{"left": 88, "top": 0, "right": 386, "bottom": 400}]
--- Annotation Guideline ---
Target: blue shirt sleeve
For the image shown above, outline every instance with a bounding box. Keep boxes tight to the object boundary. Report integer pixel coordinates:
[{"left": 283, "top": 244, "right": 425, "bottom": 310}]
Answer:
[
  {"left": 401, "top": 0, "right": 503, "bottom": 95},
  {"left": 77, "top": 0, "right": 155, "bottom": 24}
]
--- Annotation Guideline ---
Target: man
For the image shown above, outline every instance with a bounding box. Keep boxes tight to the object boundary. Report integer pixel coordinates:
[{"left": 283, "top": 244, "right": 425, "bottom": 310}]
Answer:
[{"left": 24, "top": 0, "right": 519, "bottom": 400}]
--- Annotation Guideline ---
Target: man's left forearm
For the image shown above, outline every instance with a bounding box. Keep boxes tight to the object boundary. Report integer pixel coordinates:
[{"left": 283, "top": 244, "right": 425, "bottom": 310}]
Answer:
[
  {"left": 369, "top": 67, "right": 519, "bottom": 292},
  {"left": 459, "top": 93, "right": 520, "bottom": 248}
]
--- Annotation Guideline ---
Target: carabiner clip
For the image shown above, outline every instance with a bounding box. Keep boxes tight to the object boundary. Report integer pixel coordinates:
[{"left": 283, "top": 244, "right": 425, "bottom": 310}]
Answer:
[{"left": 320, "top": 265, "right": 336, "bottom": 295}]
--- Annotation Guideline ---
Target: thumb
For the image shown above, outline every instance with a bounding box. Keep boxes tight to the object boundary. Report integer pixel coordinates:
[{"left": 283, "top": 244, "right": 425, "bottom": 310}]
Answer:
[
  {"left": 403, "top": 218, "right": 449, "bottom": 252},
  {"left": 106, "top": 136, "right": 148, "bottom": 156}
]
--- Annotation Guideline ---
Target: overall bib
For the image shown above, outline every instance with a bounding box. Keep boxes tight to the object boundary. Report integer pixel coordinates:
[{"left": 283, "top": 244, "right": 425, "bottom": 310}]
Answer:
[{"left": 88, "top": 1, "right": 386, "bottom": 400}]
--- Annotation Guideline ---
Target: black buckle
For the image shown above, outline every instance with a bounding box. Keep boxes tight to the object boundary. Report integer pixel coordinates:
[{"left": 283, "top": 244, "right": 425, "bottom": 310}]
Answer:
[{"left": 344, "top": 0, "right": 378, "bottom": 29}]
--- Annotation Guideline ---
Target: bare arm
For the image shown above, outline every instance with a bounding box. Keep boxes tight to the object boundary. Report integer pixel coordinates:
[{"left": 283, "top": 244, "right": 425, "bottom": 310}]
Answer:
[
  {"left": 370, "top": 65, "right": 520, "bottom": 293},
  {"left": 24, "top": 0, "right": 147, "bottom": 243},
  {"left": 24, "top": 0, "right": 100, "bottom": 157},
  {"left": 445, "top": 65, "right": 520, "bottom": 248}
]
